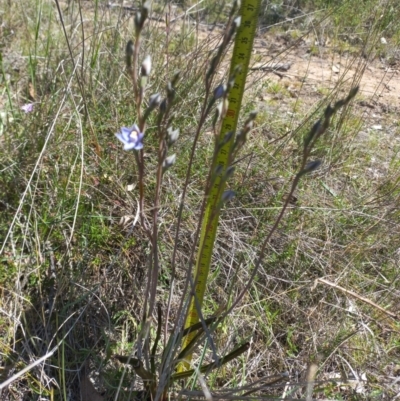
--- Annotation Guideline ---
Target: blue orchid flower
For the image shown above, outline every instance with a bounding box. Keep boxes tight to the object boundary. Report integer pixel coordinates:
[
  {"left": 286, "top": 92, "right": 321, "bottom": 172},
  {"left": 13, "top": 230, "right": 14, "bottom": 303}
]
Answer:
[{"left": 115, "top": 124, "right": 144, "bottom": 151}]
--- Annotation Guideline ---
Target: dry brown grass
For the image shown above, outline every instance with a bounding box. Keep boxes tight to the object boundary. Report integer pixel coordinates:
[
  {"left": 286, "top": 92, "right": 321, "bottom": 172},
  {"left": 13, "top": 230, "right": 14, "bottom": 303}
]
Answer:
[{"left": 0, "top": 0, "right": 400, "bottom": 400}]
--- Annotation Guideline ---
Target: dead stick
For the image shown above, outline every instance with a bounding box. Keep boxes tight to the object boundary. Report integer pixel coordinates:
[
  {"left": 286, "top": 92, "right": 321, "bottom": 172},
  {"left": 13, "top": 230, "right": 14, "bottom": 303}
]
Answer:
[{"left": 317, "top": 278, "right": 397, "bottom": 319}]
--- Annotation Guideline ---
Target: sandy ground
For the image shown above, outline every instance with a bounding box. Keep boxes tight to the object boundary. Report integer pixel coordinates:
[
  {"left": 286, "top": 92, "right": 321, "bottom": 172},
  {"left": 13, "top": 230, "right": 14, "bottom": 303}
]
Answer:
[{"left": 251, "top": 32, "right": 400, "bottom": 109}]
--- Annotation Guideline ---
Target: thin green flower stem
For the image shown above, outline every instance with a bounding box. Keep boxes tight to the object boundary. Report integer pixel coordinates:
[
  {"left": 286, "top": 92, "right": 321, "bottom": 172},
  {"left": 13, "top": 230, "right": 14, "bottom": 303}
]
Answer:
[
  {"left": 143, "top": 100, "right": 174, "bottom": 325},
  {"left": 172, "top": 97, "right": 237, "bottom": 363},
  {"left": 171, "top": 164, "right": 306, "bottom": 368},
  {"left": 142, "top": 107, "right": 175, "bottom": 380},
  {"left": 128, "top": 28, "right": 150, "bottom": 238},
  {"left": 167, "top": 7, "right": 238, "bottom": 321},
  {"left": 133, "top": 151, "right": 150, "bottom": 240},
  {"left": 168, "top": 6, "right": 237, "bottom": 284},
  {"left": 218, "top": 89, "right": 358, "bottom": 324},
  {"left": 160, "top": 138, "right": 232, "bottom": 368},
  {"left": 160, "top": 86, "right": 213, "bottom": 380},
  {"left": 162, "top": 12, "right": 240, "bottom": 379},
  {"left": 148, "top": 117, "right": 167, "bottom": 318},
  {"left": 216, "top": 173, "right": 307, "bottom": 321},
  {"left": 165, "top": 90, "right": 210, "bottom": 296},
  {"left": 131, "top": 22, "right": 153, "bottom": 367},
  {"left": 161, "top": 106, "right": 230, "bottom": 380},
  {"left": 132, "top": 32, "right": 140, "bottom": 110}
]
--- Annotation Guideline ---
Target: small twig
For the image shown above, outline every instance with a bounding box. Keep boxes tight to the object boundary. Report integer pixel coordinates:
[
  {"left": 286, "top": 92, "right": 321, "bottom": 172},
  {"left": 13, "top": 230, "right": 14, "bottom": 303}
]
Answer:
[
  {"left": 250, "top": 62, "right": 292, "bottom": 72},
  {"left": 317, "top": 278, "right": 397, "bottom": 319}
]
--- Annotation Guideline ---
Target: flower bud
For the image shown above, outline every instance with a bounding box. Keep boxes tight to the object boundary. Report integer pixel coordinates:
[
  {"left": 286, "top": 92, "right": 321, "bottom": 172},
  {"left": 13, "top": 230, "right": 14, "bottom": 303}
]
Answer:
[
  {"left": 299, "top": 160, "right": 321, "bottom": 176},
  {"left": 233, "top": 0, "right": 241, "bottom": 12},
  {"left": 134, "top": 2, "right": 150, "bottom": 33},
  {"left": 221, "top": 190, "right": 235, "bottom": 204},
  {"left": 207, "top": 55, "right": 219, "bottom": 79},
  {"left": 214, "top": 164, "right": 223, "bottom": 176},
  {"left": 214, "top": 84, "right": 226, "bottom": 100},
  {"left": 224, "top": 166, "right": 235, "bottom": 180},
  {"left": 304, "top": 120, "right": 321, "bottom": 150},
  {"left": 223, "top": 98, "right": 229, "bottom": 111},
  {"left": 126, "top": 40, "right": 134, "bottom": 69},
  {"left": 220, "top": 131, "right": 234, "bottom": 146},
  {"left": 245, "top": 120, "right": 254, "bottom": 131},
  {"left": 216, "top": 98, "right": 229, "bottom": 120},
  {"left": 246, "top": 111, "right": 257, "bottom": 123},
  {"left": 227, "top": 76, "right": 236, "bottom": 91},
  {"left": 234, "top": 129, "right": 247, "bottom": 149},
  {"left": 141, "top": 55, "right": 152, "bottom": 77},
  {"left": 167, "top": 127, "right": 179, "bottom": 146},
  {"left": 216, "top": 101, "right": 224, "bottom": 118},
  {"left": 142, "top": 1, "right": 151, "bottom": 13},
  {"left": 167, "top": 81, "right": 175, "bottom": 101},
  {"left": 163, "top": 154, "right": 176, "bottom": 172},
  {"left": 134, "top": 12, "right": 142, "bottom": 33},
  {"left": 148, "top": 93, "right": 161, "bottom": 109},
  {"left": 160, "top": 99, "right": 168, "bottom": 113},
  {"left": 171, "top": 70, "right": 180, "bottom": 87},
  {"left": 233, "top": 16, "right": 241, "bottom": 29}
]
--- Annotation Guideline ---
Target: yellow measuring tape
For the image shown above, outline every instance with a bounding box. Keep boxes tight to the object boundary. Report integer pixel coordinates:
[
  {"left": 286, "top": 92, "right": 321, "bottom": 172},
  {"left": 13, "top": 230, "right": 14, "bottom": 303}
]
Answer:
[{"left": 182, "top": 0, "right": 261, "bottom": 364}]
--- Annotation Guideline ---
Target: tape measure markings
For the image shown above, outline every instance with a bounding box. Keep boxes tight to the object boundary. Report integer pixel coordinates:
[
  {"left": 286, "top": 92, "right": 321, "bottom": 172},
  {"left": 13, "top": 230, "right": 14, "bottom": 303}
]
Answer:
[{"left": 181, "top": 0, "right": 261, "bottom": 363}]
